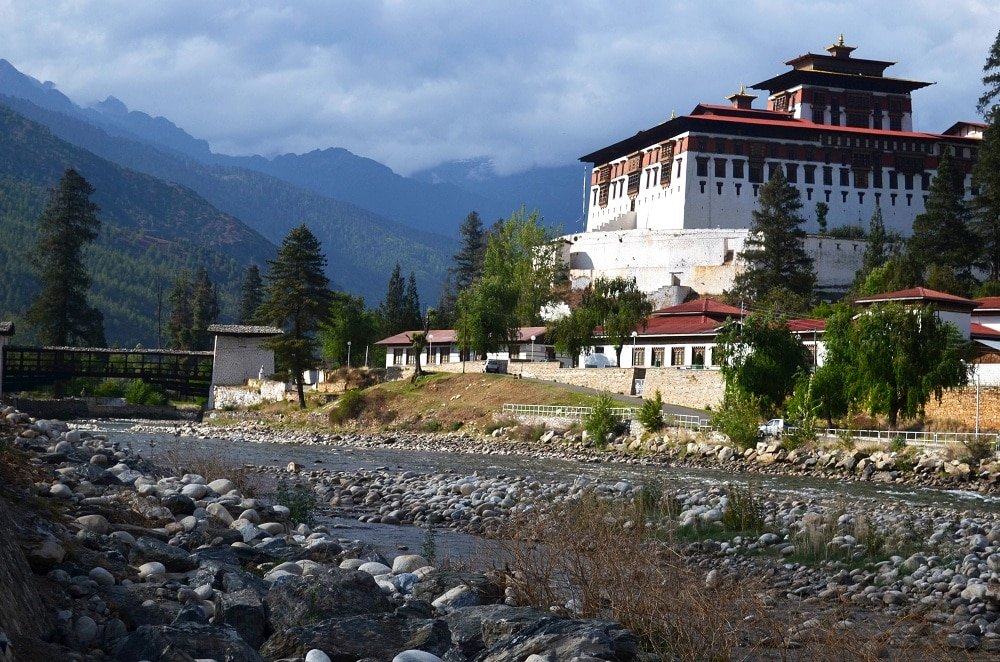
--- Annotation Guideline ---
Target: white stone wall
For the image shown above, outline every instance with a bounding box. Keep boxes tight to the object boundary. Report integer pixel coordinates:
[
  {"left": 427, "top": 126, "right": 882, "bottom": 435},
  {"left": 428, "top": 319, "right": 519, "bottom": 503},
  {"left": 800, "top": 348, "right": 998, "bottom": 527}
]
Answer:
[
  {"left": 567, "top": 228, "right": 866, "bottom": 296},
  {"left": 210, "top": 335, "right": 275, "bottom": 387},
  {"left": 211, "top": 379, "right": 286, "bottom": 410}
]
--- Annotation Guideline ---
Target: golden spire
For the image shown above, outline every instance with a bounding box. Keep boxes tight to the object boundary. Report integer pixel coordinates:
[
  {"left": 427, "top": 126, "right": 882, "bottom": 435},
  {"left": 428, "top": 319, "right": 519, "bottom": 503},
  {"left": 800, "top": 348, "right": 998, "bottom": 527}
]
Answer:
[
  {"left": 838, "top": 33, "right": 845, "bottom": 46},
  {"left": 670, "top": 110, "right": 676, "bottom": 120}
]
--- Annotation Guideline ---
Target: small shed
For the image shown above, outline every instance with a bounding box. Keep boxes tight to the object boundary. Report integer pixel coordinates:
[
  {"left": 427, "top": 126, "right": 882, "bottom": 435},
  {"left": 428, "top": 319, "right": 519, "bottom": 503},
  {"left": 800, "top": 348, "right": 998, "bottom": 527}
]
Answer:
[{"left": 207, "top": 324, "right": 282, "bottom": 408}]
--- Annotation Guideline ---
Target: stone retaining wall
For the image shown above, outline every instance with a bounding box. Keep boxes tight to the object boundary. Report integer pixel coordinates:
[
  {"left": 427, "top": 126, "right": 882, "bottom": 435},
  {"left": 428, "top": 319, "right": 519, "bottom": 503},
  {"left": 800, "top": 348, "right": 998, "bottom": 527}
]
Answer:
[
  {"left": 924, "top": 386, "right": 1000, "bottom": 431},
  {"left": 388, "top": 361, "right": 723, "bottom": 410},
  {"left": 212, "top": 379, "right": 286, "bottom": 410}
]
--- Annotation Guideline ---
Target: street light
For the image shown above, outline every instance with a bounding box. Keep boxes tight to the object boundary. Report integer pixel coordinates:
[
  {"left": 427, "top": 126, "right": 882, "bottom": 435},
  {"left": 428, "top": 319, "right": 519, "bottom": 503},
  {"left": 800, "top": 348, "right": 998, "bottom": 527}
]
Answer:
[
  {"left": 347, "top": 340, "right": 352, "bottom": 368},
  {"left": 530, "top": 335, "right": 536, "bottom": 362},
  {"left": 428, "top": 333, "right": 434, "bottom": 365},
  {"left": 631, "top": 330, "right": 638, "bottom": 367}
]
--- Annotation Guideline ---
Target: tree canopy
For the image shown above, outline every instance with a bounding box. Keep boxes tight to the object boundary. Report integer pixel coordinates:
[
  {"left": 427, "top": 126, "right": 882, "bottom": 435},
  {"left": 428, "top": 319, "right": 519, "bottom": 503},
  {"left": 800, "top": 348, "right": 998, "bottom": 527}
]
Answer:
[
  {"left": 587, "top": 277, "right": 652, "bottom": 366},
  {"left": 237, "top": 264, "right": 264, "bottom": 325},
  {"left": 257, "top": 224, "right": 332, "bottom": 408},
  {"left": 731, "top": 170, "right": 814, "bottom": 311},
  {"left": 26, "top": 169, "right": 105, "bottom": 346},
  {"left": 190, "top": 267, "right": 220, "bottom": 351},
  {"left": 319, "top": 292, "right": 380, "bottom": 368}
]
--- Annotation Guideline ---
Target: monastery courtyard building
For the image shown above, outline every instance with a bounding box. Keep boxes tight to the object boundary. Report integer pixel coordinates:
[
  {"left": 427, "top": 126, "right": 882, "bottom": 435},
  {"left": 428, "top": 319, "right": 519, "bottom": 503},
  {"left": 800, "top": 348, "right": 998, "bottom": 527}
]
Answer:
[{"left": 566, "top": 37, "right": 984, "bottom": 304}]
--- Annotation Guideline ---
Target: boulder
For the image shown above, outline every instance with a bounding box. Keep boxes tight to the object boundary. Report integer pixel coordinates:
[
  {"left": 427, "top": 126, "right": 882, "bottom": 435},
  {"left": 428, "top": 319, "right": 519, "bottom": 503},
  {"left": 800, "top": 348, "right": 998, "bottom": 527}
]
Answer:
[
  {"left": 473, "top": 617, "right": 641, "bottom": 662},
  {"left": 161, "top": 494, "right": 196, "bottom": 516},
  {"left": 260, "top": 614, "right": 450, "bottom": 660},
  {"left": 131, "top": 537, "right": 198, "bottom": 572},
  {"left": 113, "top": 622, "right": 263, "bottom": 661},
  {"left": 265, "top": 567, "right": 392, "bottom": 632},
  {"left": 411, "top": 571, "right": 502, "bottom": 605},
  {"left": 217, "top": 588, "right": 267, "bottom": 649},
  {"left": 443, "top": 605, "right": 548, "bottom": 658},
  {"left": 208, "top": 478, "right": 236, "bottom": 495},
  {"left": 76, "top": 514, "right": 110, "bottom": 534},
  {"left": 392, "top": 554, "right": 431, "bottom": 574}
]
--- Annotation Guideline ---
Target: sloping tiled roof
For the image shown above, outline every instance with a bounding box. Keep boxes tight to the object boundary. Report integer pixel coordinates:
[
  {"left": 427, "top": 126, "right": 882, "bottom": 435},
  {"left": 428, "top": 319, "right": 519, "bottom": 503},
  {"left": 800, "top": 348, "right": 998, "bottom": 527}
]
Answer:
[
  {"left": 854, "top": 288, "right": 979, "bottom": 310},
  {"left": 633, "top": 315, "right": 728, "bottom": 337},
  {"left": 207, "top": 324, "right": 283, "bottom": 336},
  {"left": 787, "top": 318, "right": 826, "bottom": 334},
  {"left": 652, "top": 298, "right": 745, "bottom": 318},
  {"left": 973, "top": 297, "right": 1000, "bottom": 312},
  {"left": 0, "top": 321, "right": 13, "bottom": 336},
  {"left": 971, "top": 323, "right": 1000, "bottom": 340},
  {"left": 375, "top": 327, "right": 547, "bottom": 346}
]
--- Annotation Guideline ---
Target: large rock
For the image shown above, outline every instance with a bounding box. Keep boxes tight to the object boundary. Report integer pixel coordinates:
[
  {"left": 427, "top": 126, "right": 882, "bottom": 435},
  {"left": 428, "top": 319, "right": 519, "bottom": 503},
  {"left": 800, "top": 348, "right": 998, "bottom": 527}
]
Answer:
[
  {"left": 217, "top": 588, "right": 267, "bottom": 649},
  {"left": 265, "top": 567, "right": 392, "bottom": 632},
  {"left": 113, "top": 622, "right": 263, "bottom": 661},
  {"left": 473, "top": 617, "right": 641, "bottom": 661},
  {"left": 260, "top": 614, "right": 450, "bottom": 660},
  {"left": 131, "top": 537, "right": 198, "bottom": 572},
  {"left": 411, "top": 571, "right": 502, "bottom": 605},
  {"left": 76, "top": 514, "right": 110, "bottom": 534},
  {"left": 443, "top": 604, "right": 548, "bottom": 658}
]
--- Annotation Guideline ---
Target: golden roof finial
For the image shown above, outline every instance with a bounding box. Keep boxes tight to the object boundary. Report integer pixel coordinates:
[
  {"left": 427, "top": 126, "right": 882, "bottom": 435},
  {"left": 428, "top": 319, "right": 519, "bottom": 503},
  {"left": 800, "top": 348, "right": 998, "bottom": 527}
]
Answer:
[
  {"left": 838, "top": 33, "right": 845, "bottom": 46},
  {"left": 670, "top": 109, "right": 676, "bottom": 119},
  {"left": 739, "top": 83, "right": 746, "bottom": 94}
]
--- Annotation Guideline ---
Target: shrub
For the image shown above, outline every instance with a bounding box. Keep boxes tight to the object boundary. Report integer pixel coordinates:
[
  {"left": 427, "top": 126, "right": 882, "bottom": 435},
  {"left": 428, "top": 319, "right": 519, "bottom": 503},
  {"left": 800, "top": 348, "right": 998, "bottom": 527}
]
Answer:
[
  {"left": 637, "top": 390, "right": 665, "bottom": 433},
  {"left": 712, "top": 391, "right": 762, "bottom": 450},
  {"left": 275, "top": 479, "right": 316, "bottom": 526},
  {"left": 961, "top": 437, "right": 994, "bottom": 464},
  {"left": 585, "top": 392, "right": 622, "bottom": 447},
  {"left": 721, "top": 484, "right": 765, "bottom": 533},
  {"left": 484, "top": 417, "right": 517, "bottom": 435},
  {"left": 123, "top": 379, "right": 168, "bottom": 406},
  {"left": 329, "top": 388, "right": 366, "bottom": 425},
  {"left": 889, "top": 435, "right": 906, "bottom": 452},
  {"left": 421, "top": 420, "right": 442, "bottom": 433}
]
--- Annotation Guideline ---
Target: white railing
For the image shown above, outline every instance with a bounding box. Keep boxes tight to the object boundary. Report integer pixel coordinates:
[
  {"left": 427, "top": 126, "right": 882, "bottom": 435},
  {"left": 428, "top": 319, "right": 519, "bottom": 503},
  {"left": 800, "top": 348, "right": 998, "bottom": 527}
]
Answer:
[
  {"left": 814, "top": 427, "right": 1000, "bottom": 449},
  {"left": 501, "top": 404, "right": 713, "bottom": 430}
]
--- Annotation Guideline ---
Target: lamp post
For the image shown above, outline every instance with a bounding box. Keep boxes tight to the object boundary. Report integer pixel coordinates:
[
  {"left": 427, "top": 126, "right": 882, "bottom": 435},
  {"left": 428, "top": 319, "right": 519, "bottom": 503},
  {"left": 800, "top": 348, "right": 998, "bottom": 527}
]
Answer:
[
  {"left": 428, "top": 334, "right": 434, "bottom": 366},
  {"left": 347, "top": 340, "right": 352, "bottom": 368},
  {"left": 364, "top": 344, "right": 369, "bottom": 368},
  {"left": 530, "top": 335, "right": 536, "bottom": 362},
  {"left": 631, "top": 330, "right": 637, "bottom": 367}
]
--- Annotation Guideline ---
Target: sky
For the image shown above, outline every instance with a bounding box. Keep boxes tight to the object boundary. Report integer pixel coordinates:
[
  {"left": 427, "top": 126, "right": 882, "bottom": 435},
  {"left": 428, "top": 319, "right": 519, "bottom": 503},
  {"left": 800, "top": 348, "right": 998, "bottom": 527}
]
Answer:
[{"left": 0, "top": 1, "right": 998, "bottom": 176}]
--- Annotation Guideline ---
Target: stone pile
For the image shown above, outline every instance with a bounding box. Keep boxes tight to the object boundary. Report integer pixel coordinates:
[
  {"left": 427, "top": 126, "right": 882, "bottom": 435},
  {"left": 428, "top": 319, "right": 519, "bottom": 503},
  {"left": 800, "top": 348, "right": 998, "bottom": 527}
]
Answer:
[{"left": 2, "top": 405, "right": 644, "bottom": 661}]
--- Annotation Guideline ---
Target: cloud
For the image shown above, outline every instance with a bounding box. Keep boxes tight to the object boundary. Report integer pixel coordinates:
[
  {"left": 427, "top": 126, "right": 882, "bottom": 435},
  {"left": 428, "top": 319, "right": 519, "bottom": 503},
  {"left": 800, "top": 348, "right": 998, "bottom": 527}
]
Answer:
[{"left": 0, "top": 0, "right": 997, "bottom": 175}]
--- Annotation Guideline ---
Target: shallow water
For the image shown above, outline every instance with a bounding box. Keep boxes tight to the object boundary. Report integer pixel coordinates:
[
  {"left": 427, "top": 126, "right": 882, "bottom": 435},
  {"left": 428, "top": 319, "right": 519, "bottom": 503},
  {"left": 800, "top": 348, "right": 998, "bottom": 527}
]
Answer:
[{"left": 92, "top": 419, "right": 1000, "bottom": 515}]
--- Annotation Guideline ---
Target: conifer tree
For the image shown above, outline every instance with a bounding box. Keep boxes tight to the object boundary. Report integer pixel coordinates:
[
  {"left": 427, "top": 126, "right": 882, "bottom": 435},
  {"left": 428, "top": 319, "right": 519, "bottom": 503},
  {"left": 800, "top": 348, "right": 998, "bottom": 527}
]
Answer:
[
  {"left": 452, "top": 211, "right": 486, "bottom": 290},
  {"left": 909, "top": 151, "right": 976, "bottom": 284},
  {"left": 435, "top": 273, "right": 457, "bottom": 328},
  {"left": 167, "top": 270, "right": 194, "bottom": 350},
  {"left": 379, "top": 263, "right": 406, "bottom": 336},
  {"left": 191, "top": 267, "right": 220, "bottom": 350},
  {"left": 854, "top": 205, "right": 889, "bottom": 287},
  {"left": 731, "top": 170, "right": 814, "bottom": 309},
  {"left": 403, "top": 272, "right": 422, "bottom": 330},
  {"left": 977, "top": 28, "right": 1000, "bottom": 117},
  {"left": 973, "top": 30, "right": 1000, "bottom": 283},
  {"left": 257, "top": 225, "right": 332, "bottom": 408},
  {"left": 27, "top": 169, "right": 105, "bottom": 346},
  {"left": 237, "top": 264, "right": 264, "bottom": 324}
]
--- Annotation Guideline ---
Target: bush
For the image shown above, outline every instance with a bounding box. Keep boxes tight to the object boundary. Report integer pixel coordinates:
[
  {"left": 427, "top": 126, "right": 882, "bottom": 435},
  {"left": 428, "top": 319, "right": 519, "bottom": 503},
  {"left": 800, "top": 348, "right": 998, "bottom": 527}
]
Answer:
[
  {"left": 889, "top": 435, "right": 906, "bottom": 452},
  {"left": 721, "top": 484, "right": 766, "bottom": 533},
  {"left": 712, "top": 391, "right": 762, "bottom": 450},
  {"left": 275, "top": 479, "right": 316, "bottom": 526},
  {"left": 637, "top": 390, "right": 665, "bottom": 433},
  {"left": 93, "top": 379, "right": 126, "bottom": 398},
  {"left": 329, "top": 388, "right": 366, "bottom": 425},
  {"left": 961, "top": 437, "right": 994, "bottom": 464},
  {"left": 585, "top": 392, "right": 622, "bottom": 446},
  {"left": 123, "top": 379, "right": 168, "bottom": 406}
]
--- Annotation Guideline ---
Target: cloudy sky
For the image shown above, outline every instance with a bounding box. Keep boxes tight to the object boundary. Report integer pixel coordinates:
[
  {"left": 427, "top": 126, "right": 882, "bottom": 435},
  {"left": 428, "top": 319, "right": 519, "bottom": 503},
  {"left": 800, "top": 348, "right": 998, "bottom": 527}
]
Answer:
[{"left": 1, "top": 1, "right": 997, "bottom": 176}]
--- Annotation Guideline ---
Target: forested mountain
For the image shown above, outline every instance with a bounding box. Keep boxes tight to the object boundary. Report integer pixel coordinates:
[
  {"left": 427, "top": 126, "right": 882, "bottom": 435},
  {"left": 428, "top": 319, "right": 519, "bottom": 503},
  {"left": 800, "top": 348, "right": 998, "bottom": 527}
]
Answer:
[
  {"left": 0, "top": 108, "right": 274, "bottom": 345},
  {"left": 0, "top": 59, "right": 581, "bottom": 237}
]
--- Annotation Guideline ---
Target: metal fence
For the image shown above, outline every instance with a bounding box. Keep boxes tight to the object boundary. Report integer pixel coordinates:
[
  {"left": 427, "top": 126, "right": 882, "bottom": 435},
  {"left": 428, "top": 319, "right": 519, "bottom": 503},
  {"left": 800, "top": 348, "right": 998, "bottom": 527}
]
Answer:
[{"left": 501, "top": 403, "right": 713, "bottom": 430}]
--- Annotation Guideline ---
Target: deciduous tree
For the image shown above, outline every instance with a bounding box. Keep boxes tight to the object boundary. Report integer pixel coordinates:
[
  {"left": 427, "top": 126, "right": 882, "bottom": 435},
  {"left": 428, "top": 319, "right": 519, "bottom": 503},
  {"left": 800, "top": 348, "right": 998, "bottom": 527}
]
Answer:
[
  {"left": 731, "top": 170, "right": 815, "bottom": 309},
  {"left": 319, "top": 292, "right": 379, "bottom": 368},
  {"left": 27, "top": 169, "right": 105, "bottom": 346},
  {"left": 587, "top": 277, "right": 652, "bottom": 367},
  {"left": 257, "top": 225, "right": 332, "bottom": 408}
]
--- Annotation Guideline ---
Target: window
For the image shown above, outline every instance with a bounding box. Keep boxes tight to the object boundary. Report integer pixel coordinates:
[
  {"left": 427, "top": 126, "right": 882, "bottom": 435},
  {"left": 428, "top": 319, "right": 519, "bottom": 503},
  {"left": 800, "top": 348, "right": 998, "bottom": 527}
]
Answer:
[
  {"left": 921, "top": 173, "right": 931, "bottom": 191},
  {"left": 676, "top": 158, "right": 683, "bottom": 178},
  {"left": 767, "top": 162, "right": 779, "bottom": 180},
  {"left": 854, "top": 170, "right": 868, "bottom": 189},
  {"left": 830, "top": 100, "right": 840, "bottom": 126},
  {"left": 840, "top": 168, "right": 850, "bottom": 187},
  {"left": 439, "top": 347, "right": 450, "bottom": 363},
  {"left": 786, "top": 163, "right": 798, "bottom": 183},
  {"left": 692, "top": 347, "right": 706, "bottom": 367},
  {"left": 714, "top": 158, "right": 727, "bottom": 178},
  {"left": 749, "top": 163, "right": 763, "bottom": 183},
  {"left": 904, "top": 174, "right": 914, "bottom": 191},
  {"left": 670, "top": 347, "right": 685, "bottom": 366},
  {"left": 873, "top": 168, "right": 883, "bottom": 188},
  {"left": 509, "top": 344, "right": 520, "bottom": 359},
  {"left": 393, "top": 348, "right": 404, "bottom": 366},
  {"left": 823, "top": 166, "right": 833, "bottom": 186},
  {"left": 632, "top": 347, "right": 645, "bottom": 367},
  {"left": 696, "top": 157, "right": 709, "bottom": 177},
  {"left": 804, "top": 165, "right": 816, "bottom": 184},
  {"left": 889, "top": 115, "right": 902, "bottom": 132},
  {"left": 889, "top": 171, "right": 898, "bottom": 189},
  {"left": 732, "top": 160, "right": 745, "bottom": 179},
  {"left": 652, "top": 347, "right": 665, "bottom": 367},
  {"left": 812, "top": 107, "right": 825, "bottom": 123}
]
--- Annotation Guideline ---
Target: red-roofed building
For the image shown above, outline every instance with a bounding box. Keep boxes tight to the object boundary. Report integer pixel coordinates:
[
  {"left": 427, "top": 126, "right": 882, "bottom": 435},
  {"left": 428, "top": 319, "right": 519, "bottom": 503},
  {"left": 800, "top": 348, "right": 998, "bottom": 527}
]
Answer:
[
  {"left": 854, "top": 287, "right": 979, "bottom": 339},
  {"left": 563, "top": 38, "right": 980, "bottom": 303},
  {"left": 374, "top": 326, "right": 570, "bottom": 369}
]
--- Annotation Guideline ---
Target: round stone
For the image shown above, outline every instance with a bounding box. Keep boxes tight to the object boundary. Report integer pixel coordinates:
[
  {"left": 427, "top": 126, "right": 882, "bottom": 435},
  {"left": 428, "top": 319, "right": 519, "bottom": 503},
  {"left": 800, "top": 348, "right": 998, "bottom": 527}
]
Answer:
[
  {"left": 138, "top": 562, "right": 166, "bottom": 580},
  {"left": 392, "top": 554, "right": 430, "bottom": 574},
  {"left": 76, "top": 514, "right": 109, "bottom": 535},
  {"left": 392, "top": 651, "right": 444, "bottom": 662},
  {"left": 208, "top": 478, "right": 236, "bottom": 495},
  {"left": 305, "top": 650, "right": 332, "bottom": 662},
  {"left": 358, "top": 561, "right": 392, "bottom": 576},
  {"left": 74, "top": 616, "right": 98, "bottom": 645},
  {"left": 88, "top": 566, "right": 115, "bottom": 586},
  {"left": 49, "top": 483, "right": 74, "bottom": 499}
]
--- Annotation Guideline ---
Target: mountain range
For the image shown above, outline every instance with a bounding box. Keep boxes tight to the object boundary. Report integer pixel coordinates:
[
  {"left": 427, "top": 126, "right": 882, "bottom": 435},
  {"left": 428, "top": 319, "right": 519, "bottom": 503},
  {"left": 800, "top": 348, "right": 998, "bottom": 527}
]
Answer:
[{"left": 0, "top": 58, "right": 585, "bottom": 345}]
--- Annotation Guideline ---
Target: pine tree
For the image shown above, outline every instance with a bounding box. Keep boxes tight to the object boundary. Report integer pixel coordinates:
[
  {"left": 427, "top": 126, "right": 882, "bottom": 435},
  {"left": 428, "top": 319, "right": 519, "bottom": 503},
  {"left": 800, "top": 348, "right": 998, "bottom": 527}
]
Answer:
[
  {"left": 910, "top": 151, "right": 977, "bottom": 283},
  {"left": 452, "top": 211, "right": 487, "bottom": 290},
  {"left": 855, "top": 205, "right": 889, "bottom": 287},
  {"left": 237, "top": 264, "right": 264, "bottom": 324},
  {"left": 26, "top": 169, "right": 106, "bottom": 346},
  {"left": 191, "top": 267, "right": 220, "bottom": 350},
  {"left": 403, "top": 272, "right": 422, "bottom": 330},
  {"left": 977, "top": 28, "right": 1000, "bottom": 117},
  {"left": 379, "top": 263, "right": 406, "bottom": 336},
  {"left": 436, "top": 273, "right": 457, "bottom": 328},
  {"left": 167, "top": 270, "right": 193, "bottom": 349},
  {"left": 973, "top": 31, "right": 1000, "bottom": 282},
  {"left": 257, "top": 225, "right": 332, "bottom": 408},
  {"left": 731, "top": 170, "right": 815, "bottom": 308}
]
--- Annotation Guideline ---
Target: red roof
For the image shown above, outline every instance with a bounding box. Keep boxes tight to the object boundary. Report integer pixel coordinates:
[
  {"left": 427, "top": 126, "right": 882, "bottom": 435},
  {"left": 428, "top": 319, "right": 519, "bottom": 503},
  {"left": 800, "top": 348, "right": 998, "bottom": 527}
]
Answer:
[
  {"left": 375, "top": 326, "right": 546, "bottom": 346},
  {"left": 973, "top": 297, "right": 1000, "bottom": 312},
  {"left": 652, "top": 298, "right": 745, "bottom": 318},
  {"left": 971, "top": 323, "right": 1000, "bottom": 340},
  {"left": 687, "top": 110, "right": 963, "bottom": 142},
  {"left": 786, "top": 318, "right": 826, "bottom": 334},
  {"left": 854, "top": 287, "right": 979, "bottom": 310},
  {"left": 636, "top": 315, "right": 727, "bottom": 336}
]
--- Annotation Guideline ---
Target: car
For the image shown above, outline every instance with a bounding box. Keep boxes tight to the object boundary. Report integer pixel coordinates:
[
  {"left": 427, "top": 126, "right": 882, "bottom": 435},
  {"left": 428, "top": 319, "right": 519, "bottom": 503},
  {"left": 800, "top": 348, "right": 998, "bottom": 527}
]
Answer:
[
  {"left": 758, "top": 418, "right": 785, "bottom": 439},
  {"left": 483, "top": 359, "right": 507, "bottom": 374}
]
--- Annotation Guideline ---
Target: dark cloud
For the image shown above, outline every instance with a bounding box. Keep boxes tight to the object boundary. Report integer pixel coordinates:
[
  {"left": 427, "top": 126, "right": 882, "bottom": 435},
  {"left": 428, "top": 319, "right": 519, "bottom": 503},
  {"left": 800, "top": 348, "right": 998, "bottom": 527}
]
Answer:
[{"left": 1, "top": 0, "right": 997, "bottom": 174}]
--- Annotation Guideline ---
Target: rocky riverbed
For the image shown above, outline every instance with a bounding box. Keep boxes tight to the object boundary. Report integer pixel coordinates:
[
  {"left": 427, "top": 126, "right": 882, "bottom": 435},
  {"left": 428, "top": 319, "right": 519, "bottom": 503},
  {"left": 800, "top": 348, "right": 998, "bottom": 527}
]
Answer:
[{"left": 9, "top": 409, "right": 1000, "bottom": 658}]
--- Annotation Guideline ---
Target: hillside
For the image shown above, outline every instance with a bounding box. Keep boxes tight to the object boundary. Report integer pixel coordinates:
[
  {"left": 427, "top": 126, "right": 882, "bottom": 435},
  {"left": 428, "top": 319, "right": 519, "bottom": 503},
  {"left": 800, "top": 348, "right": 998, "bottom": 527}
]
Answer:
[{"left": 0, "top": 107, "right": 275, "bottom": 345}]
